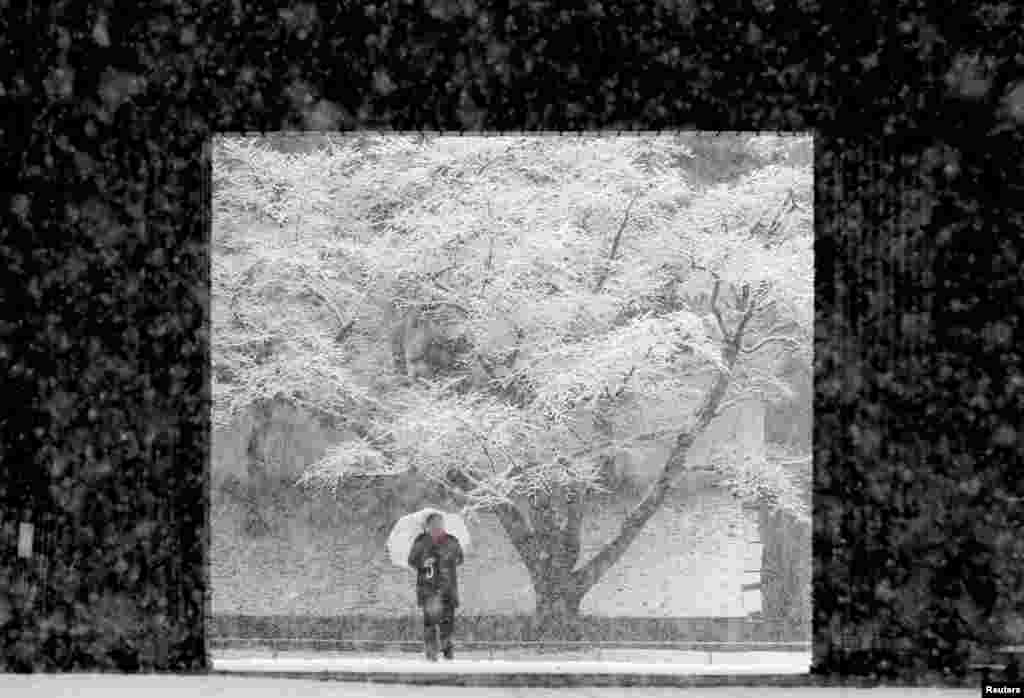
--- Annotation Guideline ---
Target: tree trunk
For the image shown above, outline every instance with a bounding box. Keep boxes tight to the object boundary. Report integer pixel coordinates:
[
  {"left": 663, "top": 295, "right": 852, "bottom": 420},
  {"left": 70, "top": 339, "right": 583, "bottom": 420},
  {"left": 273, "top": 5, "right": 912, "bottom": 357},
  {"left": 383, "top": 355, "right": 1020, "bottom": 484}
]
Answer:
[
  {"left": 533, "top": 584, "right": 585, "bottom": 640},
  {"left": 527, "top": 540, "right": 587, "bottom": 640},
  {"left": 490, "top": 481, "right": 590, "bottom": 639}
]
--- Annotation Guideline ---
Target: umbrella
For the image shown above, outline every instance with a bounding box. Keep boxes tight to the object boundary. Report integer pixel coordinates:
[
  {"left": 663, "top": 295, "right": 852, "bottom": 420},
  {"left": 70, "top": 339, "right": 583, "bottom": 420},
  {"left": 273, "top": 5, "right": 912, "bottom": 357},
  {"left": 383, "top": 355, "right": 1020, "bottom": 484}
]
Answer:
[{"left": 386, "top": 507, "right": 472, "bottom": 570}]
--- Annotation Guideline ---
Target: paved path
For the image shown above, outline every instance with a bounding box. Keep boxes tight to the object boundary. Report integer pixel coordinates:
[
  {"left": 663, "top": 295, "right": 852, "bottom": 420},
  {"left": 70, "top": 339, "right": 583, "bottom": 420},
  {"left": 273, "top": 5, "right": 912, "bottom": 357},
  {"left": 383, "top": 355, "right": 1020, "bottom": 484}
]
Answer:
[
  {"left": 213, "top": 650, "right": 812, "bottom": 676},
  {"left": 0, "top": 675, "right": 980, "bottom": 697}
]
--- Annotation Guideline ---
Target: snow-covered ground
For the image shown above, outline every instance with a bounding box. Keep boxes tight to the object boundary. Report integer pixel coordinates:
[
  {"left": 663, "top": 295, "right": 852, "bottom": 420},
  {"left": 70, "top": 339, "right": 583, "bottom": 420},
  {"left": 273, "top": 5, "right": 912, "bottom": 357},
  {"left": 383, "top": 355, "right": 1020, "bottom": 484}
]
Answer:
[
  {"left": 0, "top": 675, "right": 979, "bottom": 698},
  {"left": 214, "top": 646, "right": 808, "bottom": 659}
]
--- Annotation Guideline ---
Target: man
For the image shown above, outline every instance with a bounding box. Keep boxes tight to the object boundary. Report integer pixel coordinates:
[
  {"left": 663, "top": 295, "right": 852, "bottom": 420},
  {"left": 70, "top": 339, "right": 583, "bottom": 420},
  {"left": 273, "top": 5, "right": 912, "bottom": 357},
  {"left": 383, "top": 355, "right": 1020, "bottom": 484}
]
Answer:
[{"left": 407, "top": 512, "right": 464, "bottom": 661}]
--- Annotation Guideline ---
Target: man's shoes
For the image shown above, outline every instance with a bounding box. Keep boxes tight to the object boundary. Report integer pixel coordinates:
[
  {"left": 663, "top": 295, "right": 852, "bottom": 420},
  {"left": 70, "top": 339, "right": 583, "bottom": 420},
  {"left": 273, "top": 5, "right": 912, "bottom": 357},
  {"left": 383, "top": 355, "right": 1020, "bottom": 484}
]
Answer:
[
  {"left": 442, "top": 644, "right": 454, "bottom": 660},
  {"left": 426, "top": 651, "right": 439, "bottom": 662}
]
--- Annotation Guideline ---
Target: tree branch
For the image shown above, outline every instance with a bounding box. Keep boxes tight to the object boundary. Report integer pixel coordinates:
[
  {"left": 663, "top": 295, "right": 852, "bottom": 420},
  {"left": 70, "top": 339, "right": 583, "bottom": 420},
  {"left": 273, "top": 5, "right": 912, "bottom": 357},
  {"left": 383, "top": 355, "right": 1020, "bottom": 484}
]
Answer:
[
  {"left": 444, "top": 465, "right": 534, "bottom": 555},
  {"left": 593, "top": 191, "right": 642, "bottom": 293},
  {"left": 730, "top": 284, "right": 744, "bottom": 311},
  {"left": 441, "top": 465, "right": 510, "bottom": 508},
  {"left": 688, "top": 252, "right": 717, "bottom": 276},
  {"left": 709, "top": 280, "right": 728, "bottom": 339},
  {"left": 571, "top": 351, "right": 736, "bottom": 592},
  {"left": 334, "top": 319, "right": 356, "bottom": 344},
  {"left": 740, "top": 335, "right": 803, "bottom": 355},
  {"left": 471, "top": 431, "right": 502, "bottom": 473},
  {"left": 629, "top": 428, "right": 680, "bottom": 444},
  {"left": 475, "top": 353, "right": 497, "bottom": 379},
  {"left": 715, "top": 392, "right": 761, "bottom": 417},
  {"left": 428, "top": 264, "right": 458, "bottom": 284},
  {"left": 302, "top": 281, "right": 347, "bottom": 329},
  {"left": 750, "top": 281, "right": 773, "bottom": 308},
  {"left": 407, "top": 300, "right": 471, "bottom": 318},
  {"left": 480, "top": 235, "right": 496, "bottom": 298},
  {"left": 494, "top": 499, "right": 537, "bottom": 562},
  {"left": 571, "top": 282, "right": 770, "bottom": 592},
  {"left": 729, "top": 303, "right": 757, "bottom": 359},
  {"left": 476, "top": 144, "right": 513, "bottom": 176},
  {"left": 453, "top": 413, "right": 521, "bottom": 475},
  {"left": 570, "top": 433, "right": 696, "bottom": 592},
  {"left": 614, "top": 365, "right": 638, "bottom": 398}
]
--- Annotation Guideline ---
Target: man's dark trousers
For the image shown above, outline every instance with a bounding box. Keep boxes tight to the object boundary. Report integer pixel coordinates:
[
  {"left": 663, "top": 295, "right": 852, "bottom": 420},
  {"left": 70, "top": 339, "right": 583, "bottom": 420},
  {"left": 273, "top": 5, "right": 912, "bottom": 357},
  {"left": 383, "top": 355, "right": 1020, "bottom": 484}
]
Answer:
[{"left": 423, "top": 594, "right": 455, "bottom": 659}]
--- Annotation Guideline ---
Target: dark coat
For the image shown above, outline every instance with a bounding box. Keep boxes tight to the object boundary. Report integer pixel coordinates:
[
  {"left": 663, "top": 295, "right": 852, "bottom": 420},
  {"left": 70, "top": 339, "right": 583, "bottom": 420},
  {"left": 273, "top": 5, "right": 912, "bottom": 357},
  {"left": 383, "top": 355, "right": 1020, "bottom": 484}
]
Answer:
[{"left": 408, "top": 532, "right": 464, "bottom": 607}]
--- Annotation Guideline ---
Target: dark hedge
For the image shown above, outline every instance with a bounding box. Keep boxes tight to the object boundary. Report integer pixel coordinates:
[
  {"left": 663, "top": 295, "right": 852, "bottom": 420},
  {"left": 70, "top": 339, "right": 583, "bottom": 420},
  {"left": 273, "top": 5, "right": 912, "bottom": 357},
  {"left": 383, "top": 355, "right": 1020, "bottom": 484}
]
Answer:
[
  {"left": 209, "top": 614, "right": 808, "bottom": 643},
  {"left": 1, "top": 0, "right": 1022, "bottom": 685}
]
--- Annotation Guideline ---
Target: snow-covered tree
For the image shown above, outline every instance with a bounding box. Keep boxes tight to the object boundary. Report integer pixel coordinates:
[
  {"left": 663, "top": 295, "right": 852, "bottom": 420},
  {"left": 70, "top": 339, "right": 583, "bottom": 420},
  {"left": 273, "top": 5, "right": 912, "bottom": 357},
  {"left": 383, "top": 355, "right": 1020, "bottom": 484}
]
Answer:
[{"left": 212, "top": 133, "right": 813, "bottom": 630}]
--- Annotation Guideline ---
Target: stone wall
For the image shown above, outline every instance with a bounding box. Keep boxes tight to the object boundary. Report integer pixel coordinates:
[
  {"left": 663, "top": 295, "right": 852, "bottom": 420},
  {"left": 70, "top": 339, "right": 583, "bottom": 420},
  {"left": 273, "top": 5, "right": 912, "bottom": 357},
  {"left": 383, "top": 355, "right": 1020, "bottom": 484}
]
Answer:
[
  {"left": 211, "top": 395, "right": 797, "bottom": 619},
  {"left": 210, "top": 482, "right": 759, "bottom": 618}
]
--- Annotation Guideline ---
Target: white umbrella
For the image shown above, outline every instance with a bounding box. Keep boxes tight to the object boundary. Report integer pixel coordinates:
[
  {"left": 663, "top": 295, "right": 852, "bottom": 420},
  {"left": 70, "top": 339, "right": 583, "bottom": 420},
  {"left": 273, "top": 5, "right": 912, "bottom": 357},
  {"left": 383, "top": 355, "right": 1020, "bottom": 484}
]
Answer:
[{"left": 386, "top": 507, "right": 472, "bottom": 570}]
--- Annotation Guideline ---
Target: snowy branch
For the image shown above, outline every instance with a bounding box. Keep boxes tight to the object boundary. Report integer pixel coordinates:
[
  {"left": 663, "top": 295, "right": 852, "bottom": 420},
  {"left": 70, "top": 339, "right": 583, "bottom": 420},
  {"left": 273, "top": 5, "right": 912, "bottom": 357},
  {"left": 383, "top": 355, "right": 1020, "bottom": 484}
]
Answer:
[
  {"left": 593, "top": 190, "right": 643, "bottom": 293},
  {"left": 213, "top": 133, "right": 813, "bottom": 559},
  {"left": 740, "top": 334, "right": 803, "bottom": 355},
  {"left": 709, "top": 280, "right": 729, "bottom": 339},
  {"left": 302, "top": 281, "right": 347, "bottom": 328}
]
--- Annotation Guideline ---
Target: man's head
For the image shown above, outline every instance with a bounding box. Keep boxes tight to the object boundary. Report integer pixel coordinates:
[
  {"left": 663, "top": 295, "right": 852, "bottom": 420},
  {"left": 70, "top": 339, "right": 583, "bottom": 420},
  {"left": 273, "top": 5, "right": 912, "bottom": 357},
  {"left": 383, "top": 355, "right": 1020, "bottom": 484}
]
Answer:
[{"left": 425, "top": 512, "right": 445, "bottom": 536}]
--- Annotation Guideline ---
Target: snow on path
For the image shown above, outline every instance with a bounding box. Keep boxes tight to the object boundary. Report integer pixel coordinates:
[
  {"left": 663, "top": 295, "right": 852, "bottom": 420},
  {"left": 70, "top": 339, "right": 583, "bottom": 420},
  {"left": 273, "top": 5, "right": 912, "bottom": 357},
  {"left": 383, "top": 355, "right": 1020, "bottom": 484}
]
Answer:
[
  {"left": 213, "top": 648, "right": 810, "bottom": 665},
  {"left": 0, "top": 675, "right": 979, "bottom": 697}
]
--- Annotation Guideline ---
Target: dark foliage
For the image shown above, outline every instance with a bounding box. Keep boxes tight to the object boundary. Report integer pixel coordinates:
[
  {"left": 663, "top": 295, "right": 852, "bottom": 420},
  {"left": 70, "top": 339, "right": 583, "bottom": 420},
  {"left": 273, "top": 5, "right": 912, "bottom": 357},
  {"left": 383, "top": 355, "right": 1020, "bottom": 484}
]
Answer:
[
  {"left": 211, "top": 613, "right": 807, "bottom": 644},
  {"left": 1, "top": 0, "right": 1022, "bottom": 683}
]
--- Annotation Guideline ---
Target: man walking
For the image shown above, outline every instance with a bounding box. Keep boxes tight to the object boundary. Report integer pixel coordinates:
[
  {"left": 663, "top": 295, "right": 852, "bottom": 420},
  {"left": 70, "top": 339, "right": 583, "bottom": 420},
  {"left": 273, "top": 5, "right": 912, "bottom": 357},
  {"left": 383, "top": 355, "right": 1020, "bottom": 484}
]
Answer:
[{"left": 408, "top": 512, "right": 464, "bottom": 661}]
